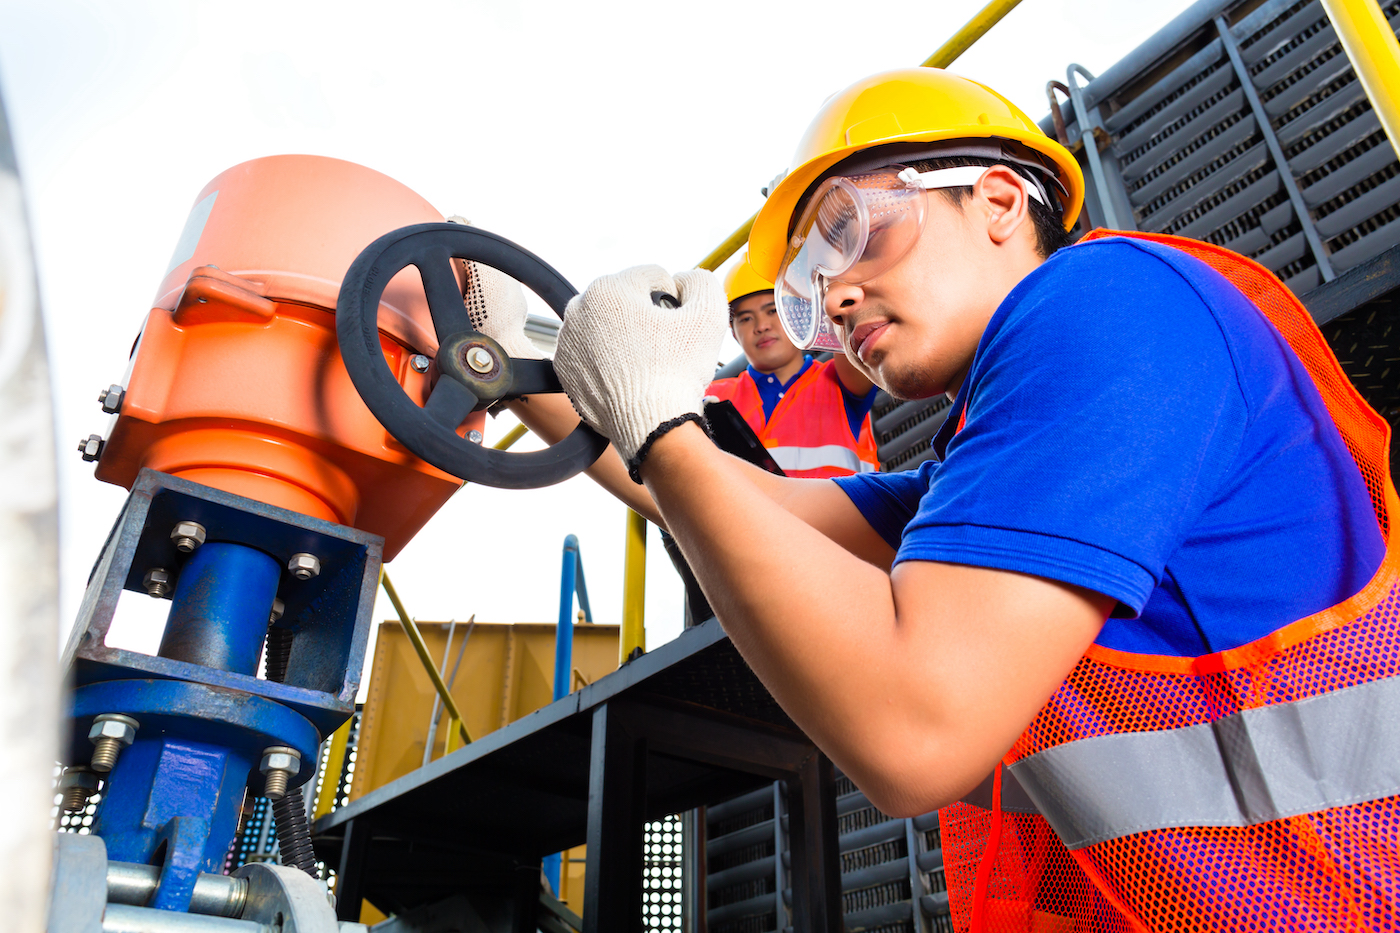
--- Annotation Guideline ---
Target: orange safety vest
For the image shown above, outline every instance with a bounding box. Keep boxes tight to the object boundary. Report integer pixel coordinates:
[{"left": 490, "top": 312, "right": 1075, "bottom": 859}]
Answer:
[
  {"left": 708, "top": 359, "right": 880, "bottom": 479},
  {"left": 942, "top": 231, "right": 1399, "bottom": 933}
]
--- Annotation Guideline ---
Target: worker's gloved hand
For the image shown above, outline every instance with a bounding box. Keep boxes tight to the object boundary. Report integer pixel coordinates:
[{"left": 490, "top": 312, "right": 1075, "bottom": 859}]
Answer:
[
  {"left": 555, "top": 265, "right": 727, "bottom": 482},
  {"left": 462, "top": 258, "right": 545, "bottom": 360}
]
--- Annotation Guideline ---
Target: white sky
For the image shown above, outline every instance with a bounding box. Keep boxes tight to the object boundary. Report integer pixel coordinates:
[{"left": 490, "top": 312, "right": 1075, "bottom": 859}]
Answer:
[{"left": 0, "top": 0, "right": 1199, "bottom": 677}]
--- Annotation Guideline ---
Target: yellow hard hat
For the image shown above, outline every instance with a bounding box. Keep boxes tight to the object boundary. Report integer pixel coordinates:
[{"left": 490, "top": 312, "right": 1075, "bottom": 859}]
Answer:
[
  {"left": 748, "top": 68, "right": 1084, "bottom": 281},
  {"left": 723, "top": 251, "right": 774, "bottom": 305}
]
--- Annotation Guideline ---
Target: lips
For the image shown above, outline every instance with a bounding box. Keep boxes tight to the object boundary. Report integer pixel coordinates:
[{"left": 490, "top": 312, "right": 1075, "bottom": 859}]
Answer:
[
  {"left": 849, "top": 320, "right": 890, "bottom": 362},
  {"left": 756, "top": 336, "right": 778, "bottom": 349}
]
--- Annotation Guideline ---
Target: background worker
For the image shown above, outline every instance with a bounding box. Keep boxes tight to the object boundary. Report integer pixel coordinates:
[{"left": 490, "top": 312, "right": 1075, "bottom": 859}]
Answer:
[
  {"left": 709, "top": 251, "right": 879, "bottom": 478},
  {"left": 550, "top": 67, "right": 1394, "bottom": 931}
]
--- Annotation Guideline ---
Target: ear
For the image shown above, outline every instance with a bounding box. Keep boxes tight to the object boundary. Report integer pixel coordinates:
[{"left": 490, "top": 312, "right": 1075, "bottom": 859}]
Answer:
[{"left": 974, "top": 165, "right": 1032, "bottom": 247}]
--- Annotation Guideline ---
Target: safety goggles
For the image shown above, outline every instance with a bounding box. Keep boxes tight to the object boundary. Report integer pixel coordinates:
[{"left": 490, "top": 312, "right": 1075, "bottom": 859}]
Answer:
[{"left": 775, "top": 164, "right": 1046, "bottom": 352}]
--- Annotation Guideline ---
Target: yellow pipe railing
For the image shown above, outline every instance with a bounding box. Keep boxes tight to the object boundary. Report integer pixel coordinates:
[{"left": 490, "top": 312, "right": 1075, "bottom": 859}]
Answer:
[
  {"left": 1321, "top": 0, "right": 1400, "bottom": 162},
  {"left": 380, "top": 568, "right": 473, "bottom": 747},
  {"left": 621, "top": 509, "right": 647, "bottom": 661},
  {"left": 692, "top": 0, "right": 1029, "bottom": 272}
]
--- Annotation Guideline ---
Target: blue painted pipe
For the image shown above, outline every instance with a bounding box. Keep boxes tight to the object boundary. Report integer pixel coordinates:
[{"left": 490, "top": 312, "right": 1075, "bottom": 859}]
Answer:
[
  {"left": 553, "top": 535, "right": 579, "bottom": 703},
  {"left": 159, "top": 542, "right": 281, "bottom": 675}
]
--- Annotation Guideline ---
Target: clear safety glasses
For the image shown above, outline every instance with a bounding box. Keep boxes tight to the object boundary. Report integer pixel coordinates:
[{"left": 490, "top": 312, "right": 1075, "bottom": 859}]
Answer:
[{"left": 775, "top": 164, "right": 1045, "bottom": 352}]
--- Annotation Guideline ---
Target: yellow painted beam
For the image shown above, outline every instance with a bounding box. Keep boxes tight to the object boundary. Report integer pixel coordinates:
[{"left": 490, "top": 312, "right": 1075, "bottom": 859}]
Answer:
[
  {"left": 694, "top": 0, "right": 1029, "bottom": 273},
  {"left": 494, "top": 422, "right": 529, "bottom": 450},
  {"left": 380, "top": 569, "right": 472, "bottom": 746},
  {"left": 313, "top": 717, "right": 353, "bottom": 820},
  {"left": 921, "top": 0, "right": 1027, "bottom": 68},
  {"left": 1321, "top": 0, "right": 1400, "bottom": 162},
  {"left": 621, "top": 510, "right": 647, "bottom": 661}
]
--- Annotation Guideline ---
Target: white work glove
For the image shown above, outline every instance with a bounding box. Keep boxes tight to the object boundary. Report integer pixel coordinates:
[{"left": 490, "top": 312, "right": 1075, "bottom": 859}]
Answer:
[
  {"left": 554, "top": 265, "right": 728, "bottom": 482},
  {"left": 461, "top": 259, "right": 545, "bottom": 360}
]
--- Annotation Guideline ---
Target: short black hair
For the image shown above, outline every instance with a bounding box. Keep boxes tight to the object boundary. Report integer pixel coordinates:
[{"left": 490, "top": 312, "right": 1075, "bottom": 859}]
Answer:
[
  {"left": 728, "top": 289, "right": 773, "bottom": 323},
  {"left": 906, "top": 155, "right": 1072, "bottom": 258}
]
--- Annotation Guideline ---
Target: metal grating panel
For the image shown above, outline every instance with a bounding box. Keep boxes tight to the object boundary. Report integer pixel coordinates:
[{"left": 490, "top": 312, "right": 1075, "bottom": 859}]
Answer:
[
  {"left": 1064, "top": 0, "right": 1400, "bottom": 296},
  {"left": 645, "top": 814, "right": 684, "bottom": 931},
  {"left": 704, "top": 776, "right": 950, "bottom": 933},
  {"left": 874, "top": 392, "right": 952, "bottom": 473}
]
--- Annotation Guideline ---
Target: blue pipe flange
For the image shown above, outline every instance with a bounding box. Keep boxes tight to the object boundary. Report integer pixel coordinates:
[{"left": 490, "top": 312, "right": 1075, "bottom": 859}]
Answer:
[{"left": 70, "top": 679, "right": 320, "bottom": 777}]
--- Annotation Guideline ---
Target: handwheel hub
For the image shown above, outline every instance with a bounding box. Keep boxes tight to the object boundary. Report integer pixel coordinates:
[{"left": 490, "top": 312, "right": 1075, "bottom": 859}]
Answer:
[{"left": 437, "top": 332, "right": 511, "bottom": 406}]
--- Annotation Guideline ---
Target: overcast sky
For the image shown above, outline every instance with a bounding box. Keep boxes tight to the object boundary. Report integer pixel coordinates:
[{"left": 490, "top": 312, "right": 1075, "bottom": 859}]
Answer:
[{"left": 0, "top": 0, "right": 1200, "bottom": 677}]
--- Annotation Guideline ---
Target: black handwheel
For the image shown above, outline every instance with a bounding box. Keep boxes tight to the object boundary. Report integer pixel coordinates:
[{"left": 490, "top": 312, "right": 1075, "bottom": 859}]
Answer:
[{"left": 336, "top": 223, "right": 608, "bottom": 489}]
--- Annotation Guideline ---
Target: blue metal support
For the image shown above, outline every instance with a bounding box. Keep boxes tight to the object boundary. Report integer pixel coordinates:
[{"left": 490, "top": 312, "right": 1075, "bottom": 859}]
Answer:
[
  {"left": 159, "top": 542, "right": 280, "bottom": 674},
  {"left": 546, "top": 533, "right": 590, "bottom": 895}
]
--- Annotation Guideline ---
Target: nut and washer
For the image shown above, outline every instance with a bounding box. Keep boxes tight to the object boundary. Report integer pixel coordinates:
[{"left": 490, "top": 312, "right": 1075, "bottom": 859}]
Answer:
[
  {"left": 287, "top": 553, "right": 321, "bottom": 581},
  {"left": 467, "top": 430, "right": 484, "bottom": 444},
  {"left": 409, "top": 354, "right": 431, "bottom": 373},
  {"left": 78, "top": 435, "right": 104, "bottom": 462},
  {"left": 466, "top": 346, "right": 495, "bottom": 374},
  {"left": 170, "top": 521, "right": 207, "bottom": 554},
  {"left": 143, "top": 568, "right": 173, "bottom": 598},
  {"left": 269, "top": 598, "right": 285, "bottom": 623},
  {"left": 259, "top": 745, "right": 302, "bottom": 801},
  {"left": 98, "top": 385, "right": 125, "bottom": 414},
  {"left": 88, "top": 714, "right": 140, "bottom": 772},
  {"left": 59, "top": 767, "right": 101, "bottom": 813}
]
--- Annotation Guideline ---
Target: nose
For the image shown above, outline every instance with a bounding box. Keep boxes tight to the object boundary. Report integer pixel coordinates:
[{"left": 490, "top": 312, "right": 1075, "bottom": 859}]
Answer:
[{"left": 822, "top": 279, "right": 863, "bottom": 332}]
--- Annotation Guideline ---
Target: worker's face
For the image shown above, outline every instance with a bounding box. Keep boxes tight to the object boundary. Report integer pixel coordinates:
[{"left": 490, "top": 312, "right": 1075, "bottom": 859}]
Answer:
[
  {"left": 731, "top": 292, "right": 802, "bottom": 374},
  {"left": 821, "top": 167, "right": 1043, "bottom": 401}
]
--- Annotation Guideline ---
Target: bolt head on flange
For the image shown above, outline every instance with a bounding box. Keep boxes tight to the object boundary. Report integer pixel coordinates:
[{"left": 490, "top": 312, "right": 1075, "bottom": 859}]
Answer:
[
  {"left": 468, "top": 429, "right": 483, "bottom": 444},
  {"left": 98, "top": 384, "right": 125, "bottom": 414},
  {"left": 259, "top": 746, "right": 301, "bottom": 776},
  {"left": 409, "top": 354, "right": 431, "bottom": 373},
  {"left": 287, "top": 553, "right": 320, "bottom": 581},
  {"left": 88, "top": 713, "right": 139, "bottom": 746},
  {"left": 170, "top": 521, "right": 207, "bottom": 553},
  {"left": 466, "top": 346, "right": 495, "bottom": 374},
  {"left": 269, "top": 598, "right": 285, "bottom": 623},
  {"left": 143, "top": 568, "right": 173, "bottom": 598},
  {"left": 78, "top": 435, "right": 104, "bottom": 462}
]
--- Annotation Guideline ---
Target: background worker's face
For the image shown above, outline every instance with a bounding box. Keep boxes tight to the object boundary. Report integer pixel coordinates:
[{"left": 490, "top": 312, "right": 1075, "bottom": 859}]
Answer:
[
  {"left": 732, "top": 292, "right": 802, "bottom": 374},
  {"left": 820, "top": 166, "right": 1045, "bottom": 401}
]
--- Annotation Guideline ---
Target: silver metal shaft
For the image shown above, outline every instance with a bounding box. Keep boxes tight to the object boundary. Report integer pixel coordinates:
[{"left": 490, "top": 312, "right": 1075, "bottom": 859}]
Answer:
[
  {"left": 101, "top": 904, "right": 267, "bottom": 933},
  {"left": 106, "top": 862, "right": 248, "bottom": 918}
]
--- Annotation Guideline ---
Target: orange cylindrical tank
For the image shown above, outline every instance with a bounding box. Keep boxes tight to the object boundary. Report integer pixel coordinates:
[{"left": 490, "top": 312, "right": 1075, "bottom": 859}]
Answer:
[{"left": 95, "top": 155, "right": 484, "bottom": 559}]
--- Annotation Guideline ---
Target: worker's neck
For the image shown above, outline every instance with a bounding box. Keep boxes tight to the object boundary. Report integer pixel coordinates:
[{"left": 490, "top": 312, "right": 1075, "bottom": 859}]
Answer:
[{"left": 754, "top": 353, "right": 807, "bottom": 385}]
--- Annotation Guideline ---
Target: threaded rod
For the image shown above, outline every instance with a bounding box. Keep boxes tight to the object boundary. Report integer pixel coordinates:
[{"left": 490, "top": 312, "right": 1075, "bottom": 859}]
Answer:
[{"left": 271, "top": 789, "right": 318, "bottom": 876}]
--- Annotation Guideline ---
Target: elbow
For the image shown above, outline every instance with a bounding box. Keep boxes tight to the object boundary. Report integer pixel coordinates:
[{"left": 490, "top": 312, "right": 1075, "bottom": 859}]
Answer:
[{"left": 837, "top": 735, "right": 995, "bottom": 819}]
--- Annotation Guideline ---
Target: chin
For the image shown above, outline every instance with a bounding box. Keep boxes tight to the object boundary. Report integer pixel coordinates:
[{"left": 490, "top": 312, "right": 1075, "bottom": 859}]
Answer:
[{"left": 878, "top": 364, "right": 947, "bottom": 402}]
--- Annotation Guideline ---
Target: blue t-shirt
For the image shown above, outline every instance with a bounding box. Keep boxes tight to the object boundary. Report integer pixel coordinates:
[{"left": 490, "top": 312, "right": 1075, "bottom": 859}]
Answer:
[{"left": 834, "top": 238, "right": 1384, "bottom": 656}]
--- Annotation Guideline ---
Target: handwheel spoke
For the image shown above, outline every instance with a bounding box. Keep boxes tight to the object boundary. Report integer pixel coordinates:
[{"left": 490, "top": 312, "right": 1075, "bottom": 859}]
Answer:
[
  {"left": 506, "top": 359, "right": 563, "bottom": 397},
  {"left": 416, "top": 248, "right": 472, "bottom": 339},
  {"left": 423, "top": 377, "right": 479, "bottom": 428}
]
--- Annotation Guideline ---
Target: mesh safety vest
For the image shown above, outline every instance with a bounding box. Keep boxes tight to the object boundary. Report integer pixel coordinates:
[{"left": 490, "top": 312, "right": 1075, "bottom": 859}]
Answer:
[
  {"left": 942, "top": 230, "right": 1398, "bottom": 933},
  {"left": 708, "top": 359, "right": 880, "bottom": 478}
]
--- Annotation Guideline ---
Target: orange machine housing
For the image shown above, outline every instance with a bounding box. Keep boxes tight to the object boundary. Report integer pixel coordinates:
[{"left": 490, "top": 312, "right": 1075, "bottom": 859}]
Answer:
[{"left": 95, "top": 155, "right": 484, "bottom": 559}]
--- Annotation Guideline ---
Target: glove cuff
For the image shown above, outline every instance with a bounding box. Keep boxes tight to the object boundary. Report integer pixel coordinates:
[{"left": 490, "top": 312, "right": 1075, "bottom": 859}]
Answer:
[{"left": 626, "top": 413, "right": 707, "bottom": 484}]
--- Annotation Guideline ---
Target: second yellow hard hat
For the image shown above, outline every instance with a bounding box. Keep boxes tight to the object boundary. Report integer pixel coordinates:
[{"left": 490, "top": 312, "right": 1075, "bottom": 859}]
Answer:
[{"left": 723, "top": 250, "right": 774, "bottom": 305}]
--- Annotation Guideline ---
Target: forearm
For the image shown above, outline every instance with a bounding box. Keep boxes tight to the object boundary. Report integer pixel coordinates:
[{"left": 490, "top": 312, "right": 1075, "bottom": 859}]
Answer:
[
  {"left": 507, "top": 396, "right": 664, "bottom": 526},
  {"left": 641, "top": 424, "right": 1106, "bottom": 815}
]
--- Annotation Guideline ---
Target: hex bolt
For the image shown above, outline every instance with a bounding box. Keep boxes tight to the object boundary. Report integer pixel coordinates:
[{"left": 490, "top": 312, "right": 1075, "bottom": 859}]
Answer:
[
  {"left": 170, "top": 521, "right": 207, "bottom": 554},
  {"left": 466, "top": 346, "right": 494, "bottom": 374},
  {"left": 269, "top": 598, "right": 285, "bottom": 623},
  {"left": 287, "top": 553, "right": 321, "bottom": 581},
  {"left": 468, "top": 429, "right": 484, "bottom": 444},
  {"left": 59, "top": 767, "right": 101, "bottom": 813},
  {"left": 98, "top": 385, "right": 125, "bottom": 414},
  {"left": 78, "top": 435, "right": 104, "bottom": 462},
  {"left": 409, "top": 354, "right": 431, "bottom": 373},
  {"left": 259, "top": 746, "right": 301, "bottom": 801},
  {"left": 88, "top": 713, "right": 140, "bottom": 772},
  {"left": 143, "top": 568, "right": 173, "bottom": 598}
]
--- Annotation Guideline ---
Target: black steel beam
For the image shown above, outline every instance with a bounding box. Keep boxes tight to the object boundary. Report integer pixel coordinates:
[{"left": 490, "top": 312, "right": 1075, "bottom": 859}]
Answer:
[
  {"left": 583, "top": 703, "right": 647, "bottom": 933},
  {"left": 785, "top": 752, "right": 844, "bottom": 933},
  {"left": 335, "top": 817, "right": 371, "bottom": 922}
]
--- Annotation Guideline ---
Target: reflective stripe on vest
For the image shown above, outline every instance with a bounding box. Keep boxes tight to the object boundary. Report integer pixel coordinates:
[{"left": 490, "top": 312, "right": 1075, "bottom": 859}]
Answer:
[
  {"left": 768, "top": 444, "right": 877, "bottom": 474},
  {"left": 1007, "top": 671, "right": 1400, "bottom": 850}
]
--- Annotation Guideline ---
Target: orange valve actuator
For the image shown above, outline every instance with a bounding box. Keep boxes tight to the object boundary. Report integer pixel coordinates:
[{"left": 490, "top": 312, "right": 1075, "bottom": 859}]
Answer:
[{"left": 93, "top": 155, "right": 487, "bottom": 559}]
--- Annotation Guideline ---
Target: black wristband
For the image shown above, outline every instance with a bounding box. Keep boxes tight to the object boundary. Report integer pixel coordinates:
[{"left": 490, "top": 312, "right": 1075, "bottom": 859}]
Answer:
[{"left": 626, "top": 413, "right": 707, "bottom": 484}]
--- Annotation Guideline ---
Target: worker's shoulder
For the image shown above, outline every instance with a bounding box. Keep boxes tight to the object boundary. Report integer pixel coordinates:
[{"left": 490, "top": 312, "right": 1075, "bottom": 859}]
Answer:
[{"left": 707, "top": 373, "right": 747, "bottom": 398}]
